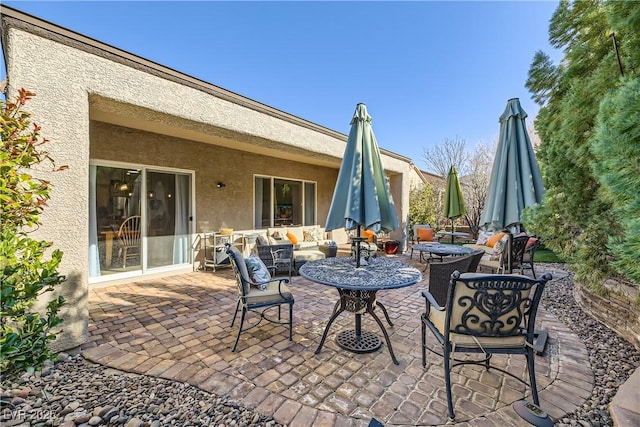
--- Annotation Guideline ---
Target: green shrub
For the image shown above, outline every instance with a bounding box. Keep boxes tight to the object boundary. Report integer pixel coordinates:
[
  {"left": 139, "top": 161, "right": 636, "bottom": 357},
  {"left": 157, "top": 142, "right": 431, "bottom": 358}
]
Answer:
[
  {"left": 408, "top": 183, "right": 437, "bottom": 238},
  {"left": 1, "top": 89, "right": 67, "bottom": 384}
]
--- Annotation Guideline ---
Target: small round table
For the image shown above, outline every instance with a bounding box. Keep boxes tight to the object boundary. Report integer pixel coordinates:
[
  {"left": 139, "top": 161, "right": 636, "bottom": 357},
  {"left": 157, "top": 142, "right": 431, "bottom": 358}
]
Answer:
[
  {"left": 299, "top": 257, "right": 422, "bottom": 365},
  {"left": 412, "top": 243, "right": 474, "bottom": 271}
]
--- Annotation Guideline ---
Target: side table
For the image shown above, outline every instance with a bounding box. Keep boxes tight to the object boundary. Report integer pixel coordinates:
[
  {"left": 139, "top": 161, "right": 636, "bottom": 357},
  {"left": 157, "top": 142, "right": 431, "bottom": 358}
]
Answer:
[{"left": 320, "top": 244, "right": 338, "bottom": 258}]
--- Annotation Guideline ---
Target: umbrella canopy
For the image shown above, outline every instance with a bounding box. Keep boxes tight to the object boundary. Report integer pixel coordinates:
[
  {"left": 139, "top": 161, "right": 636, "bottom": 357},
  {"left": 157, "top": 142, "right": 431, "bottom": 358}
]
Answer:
[
  {"left": 326, "top": 103, "right": 399, "bottom": 234},
  {"left": 480, "top": 98, "right": 545, "bottom": 232},
  {"left": 443, "top": 165, "right": 467, "bottom": 242},
  {"left": 443, "top": 165, "right": 467, "bottom": 222}
]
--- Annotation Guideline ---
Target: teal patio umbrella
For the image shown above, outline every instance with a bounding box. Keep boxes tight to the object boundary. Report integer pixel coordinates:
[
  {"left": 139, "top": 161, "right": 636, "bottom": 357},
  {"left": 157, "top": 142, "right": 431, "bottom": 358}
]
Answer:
[
  {"left": 325, "top": 103, "right": 399, "bottom": 266},
  {"left": 480, "top": 98, "right": 545, "bottom": 232},
  {"left": 443, "top": 165, "right": 467, "bottom": 243}
]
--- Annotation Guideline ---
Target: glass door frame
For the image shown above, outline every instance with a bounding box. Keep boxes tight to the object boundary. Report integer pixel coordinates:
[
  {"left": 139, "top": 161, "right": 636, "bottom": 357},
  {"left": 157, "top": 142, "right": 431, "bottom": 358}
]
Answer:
[{"left": 89, "top": 159, "right": 196, "bottom": 284}]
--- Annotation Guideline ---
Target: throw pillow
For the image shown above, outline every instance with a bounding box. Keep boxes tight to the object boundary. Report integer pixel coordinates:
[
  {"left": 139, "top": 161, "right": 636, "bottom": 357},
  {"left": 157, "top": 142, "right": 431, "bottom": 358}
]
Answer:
[
  {"left": 490, "top": 235, "right": 509, "bottom": 260},
  {"left": 486, "top": 232, "right": 506, "bottom": 248},
  {"left": 363, "top": 229, "right": 376, "bottom": 242},
  {"left": 417, "top": 227, "right": 434, "bottom": 242},
  {"left": 256, "top": 235, "right": 269, "bottom": 246},
  {"left": 286, "top": 231, "right": 298, "bottom": 244},
  {"left": 271, "top": 230, "right": 282, "bottom": 239},
  {"left": 476, "top": 230, "right": 493, "bottom": 245},
  {"left": 303, "top": 230, "right": 314, "bottom": 242},
  {"left": 526, "top": 237, "right": 539, "bottom": 250},
  {"left": 267, "top": 236, "right": 279, "bottom": 245},
  {"left": 309, "top": 227, "right": 321, "bottom": 241},
  {"left": 244, "top": 254, "right": 271, "bottom": 290}
]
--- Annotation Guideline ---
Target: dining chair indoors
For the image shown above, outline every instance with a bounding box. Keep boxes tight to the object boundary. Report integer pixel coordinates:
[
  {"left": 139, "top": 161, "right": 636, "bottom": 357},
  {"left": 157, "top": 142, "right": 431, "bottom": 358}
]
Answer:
[
  {"left": 225, "top": 244, "right": 294, "bottom": 352},
  {"left": 421, "top": 270, "right": 552, "bottom": 421},
  {"left": 116, "top": 215, "right": 141, "bottom": 268}
]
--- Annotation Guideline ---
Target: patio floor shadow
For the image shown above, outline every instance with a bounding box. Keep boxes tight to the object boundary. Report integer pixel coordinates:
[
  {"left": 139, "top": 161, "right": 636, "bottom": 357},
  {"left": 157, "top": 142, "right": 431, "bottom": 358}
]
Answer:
[{"left": 83, "top": 252, "right": 593, "bottom": 426}]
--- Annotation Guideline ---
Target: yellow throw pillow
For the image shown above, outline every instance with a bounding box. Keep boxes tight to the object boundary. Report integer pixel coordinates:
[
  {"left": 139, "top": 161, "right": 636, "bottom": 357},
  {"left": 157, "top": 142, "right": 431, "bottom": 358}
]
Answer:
[
  {"left": 417, "top": 227, "right": 434, "bottom": 242},
  {"left": 286, "top": 231, "right": 298, "bottom": 245},
  {"left": 486, "top": 232, "right": 506, "bottom": 248}
]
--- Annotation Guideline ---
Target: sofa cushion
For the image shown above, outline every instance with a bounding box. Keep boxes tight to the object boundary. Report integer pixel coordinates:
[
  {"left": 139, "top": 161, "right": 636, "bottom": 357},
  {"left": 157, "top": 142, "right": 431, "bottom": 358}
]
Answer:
[{"left": 462, "top": 243, "right": 493, "bottom": 255}]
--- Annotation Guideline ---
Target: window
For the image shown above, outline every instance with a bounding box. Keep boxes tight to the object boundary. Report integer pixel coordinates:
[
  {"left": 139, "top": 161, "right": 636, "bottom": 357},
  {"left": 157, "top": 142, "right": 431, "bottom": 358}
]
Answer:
[{"left": 254, "top": 176, "right": 316, "bottom": 228}]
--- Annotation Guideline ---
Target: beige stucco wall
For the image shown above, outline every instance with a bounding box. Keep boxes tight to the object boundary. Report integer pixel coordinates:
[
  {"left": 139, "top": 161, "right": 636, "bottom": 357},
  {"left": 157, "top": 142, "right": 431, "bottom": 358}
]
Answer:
[
  {"left": 90, "top": 121, "right": 340, "bottom": 231},
  {"left": 2, "top": 13, "right": 419, "bottom": 350}
]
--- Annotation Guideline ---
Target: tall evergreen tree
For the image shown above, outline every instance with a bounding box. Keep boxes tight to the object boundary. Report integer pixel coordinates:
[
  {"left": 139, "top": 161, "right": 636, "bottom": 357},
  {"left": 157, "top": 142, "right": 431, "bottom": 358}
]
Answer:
[{"left": 524, "top": 0, "right": 639, "bottom": 289}]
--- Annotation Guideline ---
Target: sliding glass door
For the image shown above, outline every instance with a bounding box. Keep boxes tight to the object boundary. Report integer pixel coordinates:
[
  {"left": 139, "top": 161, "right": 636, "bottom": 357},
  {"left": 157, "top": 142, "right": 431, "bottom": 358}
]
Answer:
[{"left": 89, "top": 163, "right": 193, "bottom": 281}]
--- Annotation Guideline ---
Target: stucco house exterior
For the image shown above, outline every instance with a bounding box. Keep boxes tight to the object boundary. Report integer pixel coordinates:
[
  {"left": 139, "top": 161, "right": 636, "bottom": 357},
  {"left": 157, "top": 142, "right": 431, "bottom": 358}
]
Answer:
[{"left": 1, "top": 5, "right": 426, "bottom": 351}]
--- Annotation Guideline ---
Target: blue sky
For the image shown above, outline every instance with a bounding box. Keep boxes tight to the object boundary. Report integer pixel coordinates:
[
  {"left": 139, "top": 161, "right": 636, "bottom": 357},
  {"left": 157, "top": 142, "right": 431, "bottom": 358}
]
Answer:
[{"left": 1, "top": 1, "right": 561, "bottom": 168}]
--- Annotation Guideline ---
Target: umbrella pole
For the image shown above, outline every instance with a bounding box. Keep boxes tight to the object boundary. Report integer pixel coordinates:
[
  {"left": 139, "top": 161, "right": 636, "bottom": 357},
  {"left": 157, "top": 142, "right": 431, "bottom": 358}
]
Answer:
[
  {"left": 356, "top": 226, "right": 362, "bottom": 268},
  {"left": 451, "top": 219, "right": 455, "bottom": 244},
  {"left": 355, "top": 313, "right": 362, "bottom": 339}
]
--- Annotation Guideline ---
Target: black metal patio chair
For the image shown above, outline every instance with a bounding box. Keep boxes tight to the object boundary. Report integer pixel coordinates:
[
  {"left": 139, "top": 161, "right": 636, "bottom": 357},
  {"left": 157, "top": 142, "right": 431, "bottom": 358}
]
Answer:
[
  {"left": 421, "top": 270, "right": 552, "bottom": 421},
  {"left": 225, "top": 244, "right": 294, "bottom": 352},
  {"left": 479, "top": 234, "right": 529, "bottom": 274},
  {"left": 426, "top": 250, "right": 485, "bottom": 307},
  {"left": 522, "top": 237, "right": 542, "bottom": 278}
]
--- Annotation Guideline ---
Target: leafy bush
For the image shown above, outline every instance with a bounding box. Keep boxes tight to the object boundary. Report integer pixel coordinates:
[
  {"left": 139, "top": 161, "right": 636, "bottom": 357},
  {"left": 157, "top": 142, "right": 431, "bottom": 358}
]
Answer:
[
  {"left": 1, "top": 89, "right": 67, "bottom": 384},
  {"left": 408, "top": 183, "right": 437, "bottom": 236}
]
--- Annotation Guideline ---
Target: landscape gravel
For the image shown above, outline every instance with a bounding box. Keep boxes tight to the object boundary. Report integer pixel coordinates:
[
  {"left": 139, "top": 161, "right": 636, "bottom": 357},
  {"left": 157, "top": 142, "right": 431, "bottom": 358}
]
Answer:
[{"left": 1, "top": 263, "right": 639, "bottom": 426}]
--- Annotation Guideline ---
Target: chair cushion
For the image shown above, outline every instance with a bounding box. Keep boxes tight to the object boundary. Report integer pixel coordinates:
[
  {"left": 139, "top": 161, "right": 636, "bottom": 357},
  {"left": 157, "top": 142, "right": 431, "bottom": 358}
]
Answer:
[
  {"left": 294, "top": 250, "right": 325, "bottom": 262},
  {"left": 245, "top": 254, "right": 271, "bottom": 289},
  {"left": 429, "top": 298, "right": 526, "bottom": 349},
  {"left": 245, "top": 281, "right": 293, "bottom": 305}
]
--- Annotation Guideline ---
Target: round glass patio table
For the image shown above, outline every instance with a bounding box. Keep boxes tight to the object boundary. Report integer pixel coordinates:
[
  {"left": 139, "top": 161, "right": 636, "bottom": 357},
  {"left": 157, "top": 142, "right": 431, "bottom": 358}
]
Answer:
[
  {"left": 299, "top": 256, "right": 421, "bottom": 365},
  {"left": 412, "top": 243, "right": 475, "bottom": 271}
]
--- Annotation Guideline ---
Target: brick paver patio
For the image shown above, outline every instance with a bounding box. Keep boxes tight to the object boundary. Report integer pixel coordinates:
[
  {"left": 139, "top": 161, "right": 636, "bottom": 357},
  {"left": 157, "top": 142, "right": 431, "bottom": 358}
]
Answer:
[{"left": 83, "top": 252, "right": 593, "bottom": 426}]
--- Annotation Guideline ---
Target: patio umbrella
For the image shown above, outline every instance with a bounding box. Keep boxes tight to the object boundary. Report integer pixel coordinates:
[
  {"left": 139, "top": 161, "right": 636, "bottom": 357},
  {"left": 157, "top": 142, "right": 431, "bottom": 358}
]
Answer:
[
  {"left": 443, "top": 165, "right": 467, "bottom": 243},
  {"left": 325, "top": 103, "right": 399, "bottom": 266},
  {"left": 480, "top": 98, "right": 545, "bottom": 233}
]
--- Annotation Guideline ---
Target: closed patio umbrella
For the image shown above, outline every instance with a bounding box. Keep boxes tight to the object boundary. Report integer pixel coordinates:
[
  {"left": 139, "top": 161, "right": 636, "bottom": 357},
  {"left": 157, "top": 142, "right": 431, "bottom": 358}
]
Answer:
[
  {"left": 325, "top": 103, "right": 399, "bottom": 266},
  {"left": 480, "top": 98, "right": 545, "bottom": 233},
  {"left": 443, "top": 165, "right": 467, "bottom": 243},
  {"left": 480, "top": 98, "right": 548, "bottom": 356}
]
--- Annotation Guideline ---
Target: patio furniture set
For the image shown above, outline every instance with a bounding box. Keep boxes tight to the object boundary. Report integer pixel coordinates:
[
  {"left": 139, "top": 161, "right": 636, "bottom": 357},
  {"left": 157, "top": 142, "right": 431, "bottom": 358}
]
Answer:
[{"left": 222, "top": 235, "right": 552, "bottom": 422}]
